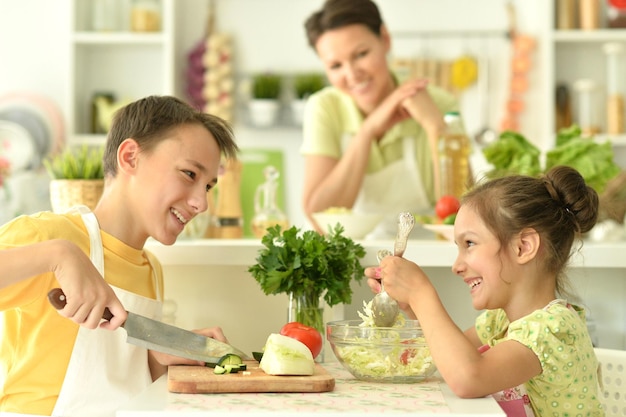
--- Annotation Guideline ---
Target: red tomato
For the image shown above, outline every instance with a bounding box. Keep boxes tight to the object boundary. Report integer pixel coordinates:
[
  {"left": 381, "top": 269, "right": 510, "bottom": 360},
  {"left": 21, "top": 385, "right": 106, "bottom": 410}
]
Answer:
[
  {"left": 435, "top": 195, "right": 460, "bottom": 220},
  {"left": 280, "top": 322, "right": 323, "bottom": 359},
  {"left": 399, "top": 340, "right": 417, "bottom": 365}
]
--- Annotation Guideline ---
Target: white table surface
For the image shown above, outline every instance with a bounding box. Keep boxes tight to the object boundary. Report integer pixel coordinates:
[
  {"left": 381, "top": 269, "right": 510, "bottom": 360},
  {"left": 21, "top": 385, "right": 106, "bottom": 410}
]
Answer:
[{"left": 117, "top": 363, "right": 506, "bottom": 417}]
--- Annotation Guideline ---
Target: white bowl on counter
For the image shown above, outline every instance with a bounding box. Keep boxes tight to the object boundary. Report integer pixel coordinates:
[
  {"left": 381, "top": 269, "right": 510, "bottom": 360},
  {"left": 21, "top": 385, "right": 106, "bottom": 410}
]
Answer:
[
  {"left": 422, "top": 224, "right": 455, "bottom": 241},
  {"left": 312, "top": 211, "right": 382, "bottom": 239}
]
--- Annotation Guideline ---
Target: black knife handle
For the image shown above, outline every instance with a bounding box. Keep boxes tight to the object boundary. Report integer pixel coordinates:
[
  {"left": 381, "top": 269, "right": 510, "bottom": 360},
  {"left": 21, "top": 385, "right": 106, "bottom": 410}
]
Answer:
[{"left": 48, "top": 288, "right": 114, "bottom": 321}]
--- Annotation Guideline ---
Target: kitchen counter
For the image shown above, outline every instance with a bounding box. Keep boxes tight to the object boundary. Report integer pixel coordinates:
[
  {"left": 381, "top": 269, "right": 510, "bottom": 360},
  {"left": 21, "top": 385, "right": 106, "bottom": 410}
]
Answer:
[
  {"left": 117, "top": 362, "right": 506, "bottom": 416},
  {"left": 146, "top": 237, "right": 626, "bottom": 268},
  {"left": 146, "top": 237, "right": 626, "bottom": 353}
]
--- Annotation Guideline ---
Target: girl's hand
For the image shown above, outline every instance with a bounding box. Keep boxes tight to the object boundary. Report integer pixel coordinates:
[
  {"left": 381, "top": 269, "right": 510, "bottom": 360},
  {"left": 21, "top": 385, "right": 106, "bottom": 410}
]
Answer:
[
  {"left": 362, "top": 79, "right": 430, "bottom": 140},
  {"left": 376, "top": 256, "right": 430, "bottom": 304},
  {"left": 364, "top": 262, "right": 417, "bottom": 319}
]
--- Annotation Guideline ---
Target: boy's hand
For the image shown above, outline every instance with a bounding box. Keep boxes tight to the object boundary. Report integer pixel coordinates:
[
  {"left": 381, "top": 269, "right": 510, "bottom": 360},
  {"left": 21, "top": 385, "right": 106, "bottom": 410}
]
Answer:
[{"left": 51, "top": 240, "right": 127, "bottom": 330}]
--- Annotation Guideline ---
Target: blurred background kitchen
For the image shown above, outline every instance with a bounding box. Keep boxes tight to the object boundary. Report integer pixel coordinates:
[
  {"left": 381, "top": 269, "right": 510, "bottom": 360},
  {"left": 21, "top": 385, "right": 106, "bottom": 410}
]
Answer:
[{"left": 1, "top": 0, "right": 626, "bottom": 354}]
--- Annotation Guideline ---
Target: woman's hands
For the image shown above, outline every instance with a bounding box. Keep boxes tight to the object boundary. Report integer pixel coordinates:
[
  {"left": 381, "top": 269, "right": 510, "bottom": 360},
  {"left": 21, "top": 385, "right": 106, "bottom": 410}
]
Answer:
[
  {"left": 401, "top": 83, "right": 446, "bottom": 137},
  {"left": 362, "top": 78, "right": 430, "bottom": 141}
]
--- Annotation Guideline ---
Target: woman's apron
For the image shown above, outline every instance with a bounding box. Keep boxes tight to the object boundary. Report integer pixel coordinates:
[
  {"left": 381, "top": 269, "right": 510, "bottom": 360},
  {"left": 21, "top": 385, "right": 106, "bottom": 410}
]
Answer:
[
  {"left": 49, "top": 206, "right": 161, "bottom": 417},
  {"left": 346, "top": 135, "right": 431, "bottom": 239}
]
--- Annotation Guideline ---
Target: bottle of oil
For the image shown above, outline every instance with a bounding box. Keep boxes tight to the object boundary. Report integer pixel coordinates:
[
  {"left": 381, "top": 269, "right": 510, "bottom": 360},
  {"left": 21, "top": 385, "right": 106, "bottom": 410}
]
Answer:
[
  {"left": 438, "top": 111, "right": 472, "bottom": 199},
  {"left": 251, "top": 166, "right": 289, "bottom": 238}
]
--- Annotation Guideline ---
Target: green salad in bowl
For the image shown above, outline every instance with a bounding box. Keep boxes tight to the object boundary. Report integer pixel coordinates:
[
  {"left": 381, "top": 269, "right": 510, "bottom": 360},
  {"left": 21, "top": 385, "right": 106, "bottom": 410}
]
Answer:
[{"left": 327, "top": 302, "right": 436, "bottom": 383}]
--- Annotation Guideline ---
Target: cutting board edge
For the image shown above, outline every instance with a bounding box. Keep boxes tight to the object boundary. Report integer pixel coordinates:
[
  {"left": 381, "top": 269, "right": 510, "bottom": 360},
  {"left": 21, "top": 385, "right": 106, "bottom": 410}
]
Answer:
[{"left": 167, "top": 363, "right": 335, "bottom": 394}]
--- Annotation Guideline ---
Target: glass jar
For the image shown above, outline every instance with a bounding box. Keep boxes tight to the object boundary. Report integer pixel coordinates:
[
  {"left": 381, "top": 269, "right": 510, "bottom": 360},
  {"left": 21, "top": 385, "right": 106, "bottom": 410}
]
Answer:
[
  {"left": 556, "top": 0, "right": 577, "bottom": 29},
  {"left": 602, "top": 42, "right": 625, "bottom": 134},
  {"left": 92, "top": 0, "right": 120, "bottom": 32},
  {"left": 288, "top": 292, "right": 324, "bottom": 362},
  {"left": 573, "top": 79, "right": 602, "bottom": 136},
  {"left": 251, "top": 166, "right": 289, "bottom": 238},
  {"left": 438, "top": 112, "right": 472, "bottom": 199},
  {"left": 580, "top": 0, "right": 600, "bottom": 30},
  {"left": 130, "top": 0, "right": 161, "bottom": 32}
]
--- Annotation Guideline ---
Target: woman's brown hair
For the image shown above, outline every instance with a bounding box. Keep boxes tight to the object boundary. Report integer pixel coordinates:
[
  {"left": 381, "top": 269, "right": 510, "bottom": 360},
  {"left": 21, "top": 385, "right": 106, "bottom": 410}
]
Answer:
[{"left": 304, "top": 0, "right": 384, "bottom": 49}]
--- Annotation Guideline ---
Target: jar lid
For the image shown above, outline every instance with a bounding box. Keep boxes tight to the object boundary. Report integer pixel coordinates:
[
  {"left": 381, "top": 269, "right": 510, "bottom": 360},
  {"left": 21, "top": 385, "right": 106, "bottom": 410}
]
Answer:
[{"left": 573, "top": 79, "right": 598, "bottom": 92}]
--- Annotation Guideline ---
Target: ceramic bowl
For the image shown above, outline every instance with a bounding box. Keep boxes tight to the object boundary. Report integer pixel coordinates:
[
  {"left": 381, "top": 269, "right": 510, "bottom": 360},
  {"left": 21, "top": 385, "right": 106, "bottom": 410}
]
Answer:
[
  {"left": 422, "top": 224, "right": 455, "bottom": 241},
  {"left": 312, "top": 211, "right": 382, "bottom": 239},
  {"left": 326, "top": 319, "right": 436, "bottom": 383}
]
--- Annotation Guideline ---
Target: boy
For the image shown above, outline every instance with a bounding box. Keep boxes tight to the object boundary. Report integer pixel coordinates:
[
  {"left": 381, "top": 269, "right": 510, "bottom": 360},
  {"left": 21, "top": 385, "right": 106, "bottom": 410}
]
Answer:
[{"left": 0, "top": 96, "right": 239, "bottom": 416}]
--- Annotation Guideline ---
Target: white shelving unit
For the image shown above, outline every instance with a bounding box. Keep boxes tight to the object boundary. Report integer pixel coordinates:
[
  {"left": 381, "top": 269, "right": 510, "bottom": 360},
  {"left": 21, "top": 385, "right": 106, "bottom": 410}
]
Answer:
[
  {"left": 548, "top": 2, "right": 626, "bottom": 153},
  {"left": 67, "top": 0, "right": 174, "bottom": 145}
]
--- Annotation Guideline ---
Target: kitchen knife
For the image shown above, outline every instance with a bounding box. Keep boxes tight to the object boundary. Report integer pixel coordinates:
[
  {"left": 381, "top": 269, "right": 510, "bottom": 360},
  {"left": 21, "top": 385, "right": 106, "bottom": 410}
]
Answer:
[{"left": 47, "top": 288, "right": 251, "bottom": 362}]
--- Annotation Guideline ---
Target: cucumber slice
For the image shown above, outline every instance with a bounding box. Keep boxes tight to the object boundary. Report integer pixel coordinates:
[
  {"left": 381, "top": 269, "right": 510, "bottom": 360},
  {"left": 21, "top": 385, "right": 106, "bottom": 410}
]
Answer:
[
  {"left": 252, "top": 351, "right": 264, "bottom": 362},
  {"left": 224, "top": 364, "right": 239, "bottom": 373},
  {"left": 217, "top": 353, "right": 243, "bottom": 367},
  {"left": 213, "top": 365, "right": 227, "bottom": 375}
]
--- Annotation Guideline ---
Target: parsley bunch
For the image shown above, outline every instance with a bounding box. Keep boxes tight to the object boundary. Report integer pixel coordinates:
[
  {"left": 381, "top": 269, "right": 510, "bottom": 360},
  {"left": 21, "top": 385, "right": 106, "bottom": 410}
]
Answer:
[{"left": 248, "top": 224, "right": 366, "bottom": 307}]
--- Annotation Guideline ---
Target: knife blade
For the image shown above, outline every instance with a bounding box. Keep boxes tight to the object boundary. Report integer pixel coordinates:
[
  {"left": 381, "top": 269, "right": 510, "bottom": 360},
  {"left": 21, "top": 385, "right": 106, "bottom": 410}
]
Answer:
[{"left": 47, "top": 288, "right": 250, "bottom": 362}]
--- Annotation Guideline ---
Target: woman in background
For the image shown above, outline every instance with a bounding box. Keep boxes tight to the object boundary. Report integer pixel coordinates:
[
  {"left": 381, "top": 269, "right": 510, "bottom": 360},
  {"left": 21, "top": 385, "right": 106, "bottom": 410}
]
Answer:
[{"left": 301, "top": 0, "right": 464, "bottom": 237}]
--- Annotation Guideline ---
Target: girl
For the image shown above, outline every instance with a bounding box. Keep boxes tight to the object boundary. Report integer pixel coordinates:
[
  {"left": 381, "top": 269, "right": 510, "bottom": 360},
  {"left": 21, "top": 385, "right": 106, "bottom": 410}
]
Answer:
[
  {"left": 0, "top": 96, "right": 239, "bottom": 416},
  {"left": 301, "top": 0, "right": 465, "bottom": 238},
  {"left": 367, "top": 165, "right": 604, "bottom": 416}
]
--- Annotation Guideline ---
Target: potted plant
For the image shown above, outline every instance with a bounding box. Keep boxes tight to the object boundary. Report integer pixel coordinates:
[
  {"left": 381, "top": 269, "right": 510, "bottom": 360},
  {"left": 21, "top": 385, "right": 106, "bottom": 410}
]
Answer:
[
  {"left": 291, "top": 72, "right": 325, "bottom": 125},
  {"left": 44, "top": 145, "right": 105, "bottom": 213},
  {"left": 248, "top": 224, "right": 366, "bottom": 359},
  {"left": 248, "top": 73, "right": 282, "bottom": 127}
]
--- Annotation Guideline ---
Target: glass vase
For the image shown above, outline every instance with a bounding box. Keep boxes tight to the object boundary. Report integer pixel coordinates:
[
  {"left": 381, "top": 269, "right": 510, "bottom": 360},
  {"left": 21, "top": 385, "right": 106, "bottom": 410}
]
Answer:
[{"left": 288, "top": 292, "right": 325, "bottom": 362}]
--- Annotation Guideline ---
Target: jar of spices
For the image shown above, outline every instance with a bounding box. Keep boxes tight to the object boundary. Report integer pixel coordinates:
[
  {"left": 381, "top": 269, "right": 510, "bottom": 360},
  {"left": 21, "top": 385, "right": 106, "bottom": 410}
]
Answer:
[
  {"left": 556, "top": 0, "right": 577, "bottom": 29},
  {"left": 580, "top": 0, "right": 601, "bottom": 30},
  {"left": 131, "top": 0, "right": 161, "bottom": 32},
  {"left": 603, "top": 42, "right": 625, "bottom": 134}
]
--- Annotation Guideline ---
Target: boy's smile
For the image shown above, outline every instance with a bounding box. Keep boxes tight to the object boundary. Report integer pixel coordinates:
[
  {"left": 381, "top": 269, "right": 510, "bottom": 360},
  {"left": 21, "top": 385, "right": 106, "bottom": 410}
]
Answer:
[{"left": 100, "top": 123, "right": 221, "bottom": 248}]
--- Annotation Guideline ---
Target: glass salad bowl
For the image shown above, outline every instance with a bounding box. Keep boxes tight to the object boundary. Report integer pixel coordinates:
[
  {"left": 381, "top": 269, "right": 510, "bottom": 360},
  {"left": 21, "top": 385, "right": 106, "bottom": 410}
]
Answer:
[{"left": 326, "top": 319, "right": 436, "bottom": 383}]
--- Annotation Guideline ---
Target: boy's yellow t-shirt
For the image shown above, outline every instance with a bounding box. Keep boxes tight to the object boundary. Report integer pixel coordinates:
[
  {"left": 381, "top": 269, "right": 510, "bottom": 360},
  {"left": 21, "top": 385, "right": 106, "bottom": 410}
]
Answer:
[{"left": 0, "top": 212, "right": 163, "bottom": 414}]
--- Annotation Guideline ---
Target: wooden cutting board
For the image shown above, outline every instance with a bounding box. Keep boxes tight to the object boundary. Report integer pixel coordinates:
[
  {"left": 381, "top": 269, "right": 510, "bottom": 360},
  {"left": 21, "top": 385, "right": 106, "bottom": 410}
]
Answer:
[{"left": 168, "top": 361, "right": 335, "bottom": 394}]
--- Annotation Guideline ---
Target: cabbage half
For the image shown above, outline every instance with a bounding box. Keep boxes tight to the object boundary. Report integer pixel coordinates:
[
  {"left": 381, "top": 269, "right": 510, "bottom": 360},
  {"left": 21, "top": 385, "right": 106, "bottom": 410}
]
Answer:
[{"left": 259, "top": 333, "right": 315, "bottom": 375}]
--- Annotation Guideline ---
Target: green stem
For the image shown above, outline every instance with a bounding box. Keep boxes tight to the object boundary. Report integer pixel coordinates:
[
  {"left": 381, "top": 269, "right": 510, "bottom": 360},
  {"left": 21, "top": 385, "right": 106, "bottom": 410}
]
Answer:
[{"left": 290, "top": 292, "right": 324, "bottom": 335}]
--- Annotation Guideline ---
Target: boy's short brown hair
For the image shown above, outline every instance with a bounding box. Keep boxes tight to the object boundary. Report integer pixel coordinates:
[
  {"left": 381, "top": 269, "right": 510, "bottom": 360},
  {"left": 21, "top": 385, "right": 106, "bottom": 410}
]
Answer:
[{"left": 103, "top": 96, "right": 238, "bottom": 177}]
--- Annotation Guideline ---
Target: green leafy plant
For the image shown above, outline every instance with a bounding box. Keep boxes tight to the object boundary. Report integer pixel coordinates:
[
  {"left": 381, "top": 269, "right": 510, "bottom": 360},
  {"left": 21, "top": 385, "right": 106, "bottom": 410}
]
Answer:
[
  {"left": 252, "top": 73, "right": 282, "bottom": 100},
  {"left": 44, "top": 145, "right": 104, "bottom": 180},
  {"left": 248, "top": 224, "right": 366, "bottom": 308},
  {"left": 482, "top": 125, "right": 620, "bottom": 194},
  {"left": 293, "top": 73, "right": 325, "bottom": 100}
]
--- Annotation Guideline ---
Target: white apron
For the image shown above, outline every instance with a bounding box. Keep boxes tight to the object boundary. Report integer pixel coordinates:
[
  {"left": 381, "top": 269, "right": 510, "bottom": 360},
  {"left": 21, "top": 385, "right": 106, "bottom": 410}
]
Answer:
[
  {"left": 33, "top": 206, "right": 159, "bottom": 417},
  {"left": 346, "top": 135, "right": 431, "bottom": 239}
]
